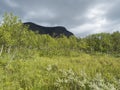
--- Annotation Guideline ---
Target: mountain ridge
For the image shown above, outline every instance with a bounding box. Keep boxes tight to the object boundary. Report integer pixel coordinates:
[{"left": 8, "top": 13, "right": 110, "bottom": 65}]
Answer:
[{"left": 23, "top": 22, "right": 74, "bottom": 37}]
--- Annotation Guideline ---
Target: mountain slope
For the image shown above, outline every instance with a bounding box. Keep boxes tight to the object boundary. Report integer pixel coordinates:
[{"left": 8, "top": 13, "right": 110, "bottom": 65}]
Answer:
[{"left": 24, "top": 22, "right": 74, "bottom": 37}]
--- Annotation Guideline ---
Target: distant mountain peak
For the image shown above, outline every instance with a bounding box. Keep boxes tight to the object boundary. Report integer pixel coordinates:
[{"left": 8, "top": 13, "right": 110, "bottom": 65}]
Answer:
[{"left": 23, "top": 22, "right": 74, "bottom": 37}]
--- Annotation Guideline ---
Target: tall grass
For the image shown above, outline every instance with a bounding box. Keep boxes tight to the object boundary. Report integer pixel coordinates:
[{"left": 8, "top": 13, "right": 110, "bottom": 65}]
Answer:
[{"left": 0, "top": 50, "right": 120, "bottom": 90}]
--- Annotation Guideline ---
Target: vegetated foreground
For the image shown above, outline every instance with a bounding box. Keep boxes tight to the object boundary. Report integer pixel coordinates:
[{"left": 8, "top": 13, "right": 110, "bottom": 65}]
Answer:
[
  {"left": 0, "top": 52, "right": 120, "bottom": 90},
  {"left": 0, "top": 13, "right": 120, "bottom": 90}
]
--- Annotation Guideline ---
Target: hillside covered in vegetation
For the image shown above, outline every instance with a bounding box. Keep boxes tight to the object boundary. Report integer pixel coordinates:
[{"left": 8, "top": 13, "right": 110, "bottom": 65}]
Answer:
[{"left": 0, "top": 13, "right": 120, "bottom": 90}]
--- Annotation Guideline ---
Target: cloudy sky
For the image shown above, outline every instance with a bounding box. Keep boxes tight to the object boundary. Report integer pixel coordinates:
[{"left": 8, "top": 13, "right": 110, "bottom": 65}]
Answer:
[{"left": 0, "top": 0, "right": 120, "bottom": 37}]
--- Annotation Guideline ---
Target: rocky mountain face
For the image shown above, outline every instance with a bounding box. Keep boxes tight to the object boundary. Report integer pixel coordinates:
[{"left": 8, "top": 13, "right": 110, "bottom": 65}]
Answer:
[{"left": 24, "top": 22, "right": 74, "bottom": 37}]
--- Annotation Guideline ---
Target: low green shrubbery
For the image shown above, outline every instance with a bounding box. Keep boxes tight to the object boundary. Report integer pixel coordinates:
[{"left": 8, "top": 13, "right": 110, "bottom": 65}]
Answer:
[{"left": 0, "top": 52, "right": 120, "bottom": 90}]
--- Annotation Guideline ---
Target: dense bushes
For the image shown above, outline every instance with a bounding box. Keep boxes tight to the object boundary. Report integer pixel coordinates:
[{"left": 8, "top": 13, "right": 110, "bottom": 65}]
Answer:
[{"left": 0, "top": 13, "right": 120, "bottom": 56}]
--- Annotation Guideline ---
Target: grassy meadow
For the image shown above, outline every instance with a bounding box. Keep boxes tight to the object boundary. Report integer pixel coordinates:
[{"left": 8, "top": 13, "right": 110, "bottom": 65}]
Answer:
[{"left": 0, "top": 50, "right": 120, "bottom": 90}]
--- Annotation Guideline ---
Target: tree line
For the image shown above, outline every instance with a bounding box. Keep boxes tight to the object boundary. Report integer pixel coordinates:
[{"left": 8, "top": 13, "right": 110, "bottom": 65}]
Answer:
[{"left": 0, "top": 13, "right": 120, "bottom": 56}]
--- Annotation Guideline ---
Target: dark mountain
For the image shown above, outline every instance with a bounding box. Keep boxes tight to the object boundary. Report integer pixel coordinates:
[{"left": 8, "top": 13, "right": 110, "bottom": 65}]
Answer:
[{"left": 23, "top": 22, "right": 74, "bottom": 37}]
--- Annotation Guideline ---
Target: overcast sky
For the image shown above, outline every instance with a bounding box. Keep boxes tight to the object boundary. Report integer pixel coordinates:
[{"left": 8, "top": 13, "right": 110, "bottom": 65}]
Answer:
[{"left": 0, "top": 0, "right": 120, "bottom": 37}]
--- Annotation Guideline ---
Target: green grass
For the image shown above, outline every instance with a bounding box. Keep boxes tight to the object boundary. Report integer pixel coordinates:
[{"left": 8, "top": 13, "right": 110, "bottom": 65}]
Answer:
[{"left": 0, "top": 52, "right": 120, "bottom": 90}]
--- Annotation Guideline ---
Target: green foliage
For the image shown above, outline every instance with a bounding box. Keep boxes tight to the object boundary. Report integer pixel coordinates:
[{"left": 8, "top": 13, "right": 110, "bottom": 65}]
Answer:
[
  {"left": 0, "top": 13, "right": 120, "bottom": 55},
  {"left": 0, "top": 52, "right": 120, "bottom": 90},
  {"left": 0, "top": 13, "right": 38, "bottom": 50},
  {"left": 111, "top": 31, "right": 120, "bottom": 53},
  {"left": 0, "top": 13, "right": 120, "bottom": 89},
  {"left": 84, "top": 32, "right": 120, "bottom": 54},
  {"left": 55, "top": 70, "right": 118, "bottom": 90}
]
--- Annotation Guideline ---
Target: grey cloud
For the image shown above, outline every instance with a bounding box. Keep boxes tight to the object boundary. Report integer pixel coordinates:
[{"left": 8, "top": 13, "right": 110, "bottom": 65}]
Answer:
[
  {"left": 0, "top": 1, "right": 25, "bottom": 19},
  {"left": 106, "top": 1, "right": 120, "bottom": 21},
  {"left": 0, "top": 0, "right": 120, "bottom": 37}
]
